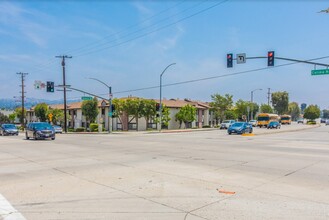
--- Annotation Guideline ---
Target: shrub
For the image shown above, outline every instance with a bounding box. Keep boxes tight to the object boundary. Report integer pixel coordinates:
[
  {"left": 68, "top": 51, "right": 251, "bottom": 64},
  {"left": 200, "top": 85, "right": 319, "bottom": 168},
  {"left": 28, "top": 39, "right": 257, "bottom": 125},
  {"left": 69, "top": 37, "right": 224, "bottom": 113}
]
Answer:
[
  {"left": 75, "top": 127, "right": 85, "bottom": 132},
  {"left": 89, "top": 123, "right": 99, "bottom": 132},
  {"left": 307, "top": 121, "right": 316, "bottom": 125},
  {"left": 202, "top": 125, "right": 210, "bottom": 128},
  {"left": 68, "top": 128, "right": 74, "bottom": 132}
]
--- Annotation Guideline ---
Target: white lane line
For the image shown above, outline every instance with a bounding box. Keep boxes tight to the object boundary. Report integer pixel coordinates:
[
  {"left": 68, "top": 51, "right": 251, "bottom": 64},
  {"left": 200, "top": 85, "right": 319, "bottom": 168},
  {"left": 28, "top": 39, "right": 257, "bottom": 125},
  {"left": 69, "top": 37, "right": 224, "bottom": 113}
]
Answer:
[{"left": 0, "top": 194, "right": 26, "bottom": 220}]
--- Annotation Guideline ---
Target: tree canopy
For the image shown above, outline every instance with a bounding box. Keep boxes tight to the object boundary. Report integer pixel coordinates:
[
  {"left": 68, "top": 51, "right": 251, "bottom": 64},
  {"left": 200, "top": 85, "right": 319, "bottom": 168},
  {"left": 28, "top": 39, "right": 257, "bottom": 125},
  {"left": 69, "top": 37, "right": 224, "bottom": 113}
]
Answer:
[
  {"left": 303, "top": 105, "right": 320, "bottom": 121},
  {"left": 175, "top": 104, "right": 196, "bottom": 128},
  {"left": 81, "top": 97, "right": 99, "bottom": 124},
  {"left": 34, "top": 103, "right": 49, "bottom": 122},
  {"left": 288, "top": 102, "right": 301, "bottom": 121},
  {"left": 271, "top": 91, "right": 289, "bottom": 115},
  {"left": 210, "top": 93, "right": 233, "bottom": 122}
]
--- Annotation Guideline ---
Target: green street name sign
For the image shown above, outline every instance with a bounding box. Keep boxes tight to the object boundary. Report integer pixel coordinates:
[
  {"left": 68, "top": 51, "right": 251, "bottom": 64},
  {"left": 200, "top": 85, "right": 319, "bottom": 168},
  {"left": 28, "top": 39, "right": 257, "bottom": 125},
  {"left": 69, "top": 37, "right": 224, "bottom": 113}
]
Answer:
[
  {"left": 311, "top": 69, "right": 329, "bottom": 76},
  {"left": 81, "top": 96, "right": 92, "bottom": 101}
]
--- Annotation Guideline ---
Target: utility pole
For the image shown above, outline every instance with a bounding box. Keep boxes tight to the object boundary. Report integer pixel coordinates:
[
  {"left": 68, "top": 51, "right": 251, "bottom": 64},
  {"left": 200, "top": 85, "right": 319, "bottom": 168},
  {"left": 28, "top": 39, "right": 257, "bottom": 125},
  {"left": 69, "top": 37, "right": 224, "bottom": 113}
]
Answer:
[
  {"left": 16, "top": 72, "right": 28, "bottom": 129},
  {"left": 55, "top": 55, "right": 72, "bottom": 133},
  {"left": 267, "top": 88, "right": 271, "bottom": 106}
]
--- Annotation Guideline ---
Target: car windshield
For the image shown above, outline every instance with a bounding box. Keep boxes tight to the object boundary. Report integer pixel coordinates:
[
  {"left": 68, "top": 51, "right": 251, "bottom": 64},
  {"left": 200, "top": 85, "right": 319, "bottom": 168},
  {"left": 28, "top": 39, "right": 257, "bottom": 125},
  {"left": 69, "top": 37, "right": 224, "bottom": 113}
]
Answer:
[
  {"left": 250, "top": 120, "right": 256, "bottom": 122},
  {"left": 231, "top": 122, "right": 244, "bottom": 127},
  {"left": 269, "top": 122, "right": 277, "bottom": 125},
  {"left": 222, "top": 120, "right": 230, "bottom": 123},
  {"left": 33, "top": 123, "right": 53, "bottom": 130},
  {"left": 3, "top": 124, "right": 16, "bottom": 129}
]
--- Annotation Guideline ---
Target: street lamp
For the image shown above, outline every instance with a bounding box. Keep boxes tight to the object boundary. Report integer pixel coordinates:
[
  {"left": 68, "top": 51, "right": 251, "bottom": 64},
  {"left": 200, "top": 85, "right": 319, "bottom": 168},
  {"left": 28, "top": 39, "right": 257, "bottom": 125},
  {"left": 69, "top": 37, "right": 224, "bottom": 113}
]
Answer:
[
  {"left": 250, "top": 88, "right": 262, "bottom": 120},
  {"left": 88, "top": 78, "right": 112, "bottom": 133},
  {"left": 159, "top": 63, "right": 176, "bottom": 132}
]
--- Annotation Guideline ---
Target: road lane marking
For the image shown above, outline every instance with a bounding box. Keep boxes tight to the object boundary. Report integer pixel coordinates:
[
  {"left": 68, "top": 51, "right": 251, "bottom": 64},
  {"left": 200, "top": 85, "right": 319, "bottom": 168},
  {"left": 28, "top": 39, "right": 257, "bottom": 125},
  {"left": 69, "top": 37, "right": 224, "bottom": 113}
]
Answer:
[{"left": 0, "top": 194, "right": 26, "bottom": 220}]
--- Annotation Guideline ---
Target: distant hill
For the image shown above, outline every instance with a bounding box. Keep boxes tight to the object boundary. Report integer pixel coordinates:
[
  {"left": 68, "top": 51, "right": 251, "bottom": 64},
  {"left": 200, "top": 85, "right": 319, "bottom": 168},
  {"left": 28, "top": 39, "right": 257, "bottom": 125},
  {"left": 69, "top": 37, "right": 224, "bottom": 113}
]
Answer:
[{"left": 0, "top": 98, "right": 80, "bottom": 110}]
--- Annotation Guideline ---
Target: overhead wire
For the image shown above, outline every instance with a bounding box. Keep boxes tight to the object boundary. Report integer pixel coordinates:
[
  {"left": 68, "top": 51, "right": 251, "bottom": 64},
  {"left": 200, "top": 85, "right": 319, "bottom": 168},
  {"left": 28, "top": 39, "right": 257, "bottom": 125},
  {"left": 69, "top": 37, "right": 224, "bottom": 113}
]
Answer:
[
  {"left": 75, "top": 0, "right": 229, "bottom": 57},
  {"left": 64, "top": 55, "right": 329, "bottom": 100},
  {"left": 26, "top": 0, "right": 215, "bottom": 75}
]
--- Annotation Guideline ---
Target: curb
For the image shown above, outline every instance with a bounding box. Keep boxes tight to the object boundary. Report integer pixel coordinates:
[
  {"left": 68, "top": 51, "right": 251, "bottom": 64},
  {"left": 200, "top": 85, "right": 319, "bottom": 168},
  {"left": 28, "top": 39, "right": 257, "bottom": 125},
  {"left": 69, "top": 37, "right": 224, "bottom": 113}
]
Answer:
[{"left": 254, "top": 124, "right": 321, "bottom": 136}]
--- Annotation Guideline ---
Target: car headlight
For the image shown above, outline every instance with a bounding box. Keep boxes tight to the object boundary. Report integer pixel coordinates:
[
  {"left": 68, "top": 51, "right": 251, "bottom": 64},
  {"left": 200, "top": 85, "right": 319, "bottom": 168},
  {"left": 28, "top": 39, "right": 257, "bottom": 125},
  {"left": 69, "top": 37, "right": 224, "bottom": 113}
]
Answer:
[{"left": 37, "top": 131, "right": 43, "bottom": 134}]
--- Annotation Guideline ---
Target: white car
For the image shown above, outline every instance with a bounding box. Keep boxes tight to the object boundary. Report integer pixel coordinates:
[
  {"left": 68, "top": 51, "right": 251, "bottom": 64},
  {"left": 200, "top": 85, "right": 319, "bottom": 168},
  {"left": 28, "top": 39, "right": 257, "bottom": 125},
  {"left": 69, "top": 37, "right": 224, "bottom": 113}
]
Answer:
[
  {"left": 220, "top": 120, "right": 236, "bottom": 129},
  {"left": 249, "top": 120, "right": 257, "bottom": 127}
]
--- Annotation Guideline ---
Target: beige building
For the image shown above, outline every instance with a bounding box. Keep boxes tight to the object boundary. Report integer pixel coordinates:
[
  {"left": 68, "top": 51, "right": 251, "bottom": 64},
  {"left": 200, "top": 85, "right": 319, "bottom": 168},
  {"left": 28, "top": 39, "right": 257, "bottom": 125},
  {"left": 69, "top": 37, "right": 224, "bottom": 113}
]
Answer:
[{"left": 26, "top": 97, "right": 212, "bottom": 131}]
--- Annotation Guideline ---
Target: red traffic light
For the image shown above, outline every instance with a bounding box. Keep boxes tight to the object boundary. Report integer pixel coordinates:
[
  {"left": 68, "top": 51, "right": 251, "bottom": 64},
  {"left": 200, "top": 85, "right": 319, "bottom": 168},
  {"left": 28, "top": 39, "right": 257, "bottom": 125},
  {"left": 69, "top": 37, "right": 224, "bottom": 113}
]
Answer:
[
  {"left": 227, "top": 54, "right": 232, "bottom": 59},
  {"left": 268, "top": 52, "right": 273, "bottom": 57}
]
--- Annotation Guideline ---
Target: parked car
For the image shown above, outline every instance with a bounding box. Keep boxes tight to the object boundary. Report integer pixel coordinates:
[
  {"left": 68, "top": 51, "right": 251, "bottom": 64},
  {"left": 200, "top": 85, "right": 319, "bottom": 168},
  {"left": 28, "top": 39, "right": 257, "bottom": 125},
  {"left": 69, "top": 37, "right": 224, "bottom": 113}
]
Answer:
[
  {"left": 297, "top": 118, "right": 304, "bottom": 124},
  {"left": 227, "top": 122, "right": 253, "bottom": 135},
  {"left": 326, "top": 120, "right": 329, "bottom": 126},
  {"left": 26, "top": 122, "right": 55, "bottom": 140},
  {"left": 0, "top": 124, "right": 19, "bottom": 136},
  {"left": 267, "top": 121, "right": 281, "bottom": 129},
  {"left": 220, "top": 120, "right": 236, "bottom": 129},
  {"left": 320, "top": 118, "right": 327, "bottom": 123},
  {"left": 53, "top": 125, "right": 63, "bottom": 134},
  {"left": 249, "top": 120, "right": 257, "bottom": 127}
]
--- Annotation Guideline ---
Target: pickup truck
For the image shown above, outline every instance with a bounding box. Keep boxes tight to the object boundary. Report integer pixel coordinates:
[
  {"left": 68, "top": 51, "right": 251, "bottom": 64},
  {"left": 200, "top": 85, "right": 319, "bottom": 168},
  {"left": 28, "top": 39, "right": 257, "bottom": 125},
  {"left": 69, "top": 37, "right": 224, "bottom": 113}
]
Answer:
[{"left": 220, "top": 120, "right": 236, "bottom": 129}]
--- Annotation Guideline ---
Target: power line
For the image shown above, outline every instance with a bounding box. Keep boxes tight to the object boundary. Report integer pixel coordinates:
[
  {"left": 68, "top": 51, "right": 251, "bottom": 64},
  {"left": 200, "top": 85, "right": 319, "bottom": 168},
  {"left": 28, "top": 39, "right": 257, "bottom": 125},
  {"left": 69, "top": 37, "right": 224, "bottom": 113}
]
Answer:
[
  {"left": 64, "top": 0, "right": 189, "bottom": 55},
  {"left": 75, "top": 0, "right": 229, "bottom": 57},
  {"left": 111, "top": 55, "right": 329, "bottom": 95},
  {"left": 25, "top": 1, "right": 211, "bottom": 75}
]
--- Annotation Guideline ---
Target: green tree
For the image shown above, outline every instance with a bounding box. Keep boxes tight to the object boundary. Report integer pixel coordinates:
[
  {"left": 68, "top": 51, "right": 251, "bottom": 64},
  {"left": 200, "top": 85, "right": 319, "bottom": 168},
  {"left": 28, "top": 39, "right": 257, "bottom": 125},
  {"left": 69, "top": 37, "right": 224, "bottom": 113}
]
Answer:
[
  {"left": 161, "top": 105, "right": 171, "bottom": 128},
  {"left": 271, "top": 91, "right": 289, "bottom": 115},
  {"left": 8, "top": 113, "right": 16, "bottom": 123},
  {"left": 287, "top": 102, "right": 301, "bottom": 121},
  {"left": 34, "top": 103, "right": 49, "bottom": 122},
  {"left": 81, "top": 97, "right": 99, "bottom": 126},
  {"left": 224, "top": 110, "right": 237, "bottom": 120},
  {"left": 175, "top": 104, "right": 196, "bottom": 128},
  {"left": 210, "top": 93, "right": 233, "bottom": 123},
  {"left": 234, "top": 100, "right": 259, "bottom": 120},
  {"left": 303, "top": 105, "right": 320, "bottom": 121},
  {"left": 125, "top": 98, "right": 143, "bottom": 131},
  {"left": 260, "top": 104, "right": 273, "bottom": 113},
  {"left": 140, "top": 99, "right": 157, "bottom": 129},
  {"left": 0, "top": 112, "right": 10, "bottom": 124},
  {"left": 14, "top": 107, "right": 26, "bottom": 124},
  {"left": 48, "top": 108, "right": 64, "bottom": 125}
]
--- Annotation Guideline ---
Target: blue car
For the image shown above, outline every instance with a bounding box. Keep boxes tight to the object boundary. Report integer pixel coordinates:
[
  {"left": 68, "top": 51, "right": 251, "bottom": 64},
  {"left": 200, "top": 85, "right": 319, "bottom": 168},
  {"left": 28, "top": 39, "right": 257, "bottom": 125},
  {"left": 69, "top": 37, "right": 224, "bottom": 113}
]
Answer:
[
  {"left": 267, "top": 121, "right": 281, "bottom": 129},
  {"left": 0, "top": 124, "right": 19, "bottom": 136},
  {"left": 228, "top": 122, "right": 253, "bottom": 135}
]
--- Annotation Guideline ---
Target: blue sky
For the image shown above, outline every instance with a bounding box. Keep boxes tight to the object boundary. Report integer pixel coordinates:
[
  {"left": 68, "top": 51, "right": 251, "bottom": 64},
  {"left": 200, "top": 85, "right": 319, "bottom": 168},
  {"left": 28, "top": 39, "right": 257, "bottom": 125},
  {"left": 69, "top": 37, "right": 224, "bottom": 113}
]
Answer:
[{"left": 0, "top": 0, "right": 329, "bottom": 109}]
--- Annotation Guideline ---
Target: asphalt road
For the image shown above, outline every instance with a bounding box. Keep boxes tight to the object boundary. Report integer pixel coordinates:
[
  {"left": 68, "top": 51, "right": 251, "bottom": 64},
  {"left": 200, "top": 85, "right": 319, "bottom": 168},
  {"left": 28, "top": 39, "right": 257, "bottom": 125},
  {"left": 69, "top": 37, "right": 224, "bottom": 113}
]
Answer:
[{"left": 0, "top": 124, "right": 328, "bottom": 220}]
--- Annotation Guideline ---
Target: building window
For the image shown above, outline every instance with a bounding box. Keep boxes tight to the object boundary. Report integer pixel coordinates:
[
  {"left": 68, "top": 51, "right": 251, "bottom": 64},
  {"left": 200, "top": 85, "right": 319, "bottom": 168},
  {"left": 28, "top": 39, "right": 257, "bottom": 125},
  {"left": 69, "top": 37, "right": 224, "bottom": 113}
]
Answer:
[{"left": 102, "top": 108, "right": 105, "bottom": 115}]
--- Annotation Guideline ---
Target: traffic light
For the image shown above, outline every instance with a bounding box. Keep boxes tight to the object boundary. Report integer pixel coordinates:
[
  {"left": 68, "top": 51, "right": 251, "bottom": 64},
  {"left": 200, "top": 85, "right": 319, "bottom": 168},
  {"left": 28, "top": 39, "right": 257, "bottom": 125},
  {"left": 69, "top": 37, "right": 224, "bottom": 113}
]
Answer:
[
  {"left": 110, "top": 104, "right": 116, "bottom": 112},
  {"left": 227, "top": 53, "right": 233, "bottom": 68},
  {"left": 46, "top": 81, "right": 54, "bottom": 92},
  {"left": 267, "top": 51, "right": 275, "bottom": 66},
  {"left": 156, "top": 103, "right": 160, "bottom": 111}
]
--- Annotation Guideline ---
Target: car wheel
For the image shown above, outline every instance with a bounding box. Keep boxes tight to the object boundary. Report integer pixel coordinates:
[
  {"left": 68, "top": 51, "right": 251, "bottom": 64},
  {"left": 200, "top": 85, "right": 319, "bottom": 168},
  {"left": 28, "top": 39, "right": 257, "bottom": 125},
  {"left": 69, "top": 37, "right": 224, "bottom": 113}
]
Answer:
[
  {"left": 51, "top": 137, "right": 55, "bottom": 140},
  {"left": 33, "top": 133, "right": 37, "bottom": 140},
  {"left": 249, "top": 129, "right": 253, "bottom": 133},
  {"left": 26, "top": 133, "right": 29, "bottom": 140},
  {"left": 228, "top": 132, "right": 231, "bottom": 135}
]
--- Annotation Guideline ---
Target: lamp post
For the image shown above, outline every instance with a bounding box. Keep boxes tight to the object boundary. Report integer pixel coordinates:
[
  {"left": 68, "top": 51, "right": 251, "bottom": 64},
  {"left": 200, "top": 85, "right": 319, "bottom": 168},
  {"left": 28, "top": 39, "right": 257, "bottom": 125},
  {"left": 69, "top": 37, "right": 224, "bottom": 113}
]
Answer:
[
  {"left": 159, "top": 63, "right": 176, "bottom": 132},
  {"left": 250, "top": 88, "right": 262, "bottom": 120},
  {"left": 89, "top": 78, "right": 112, "bottom": 133}
]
